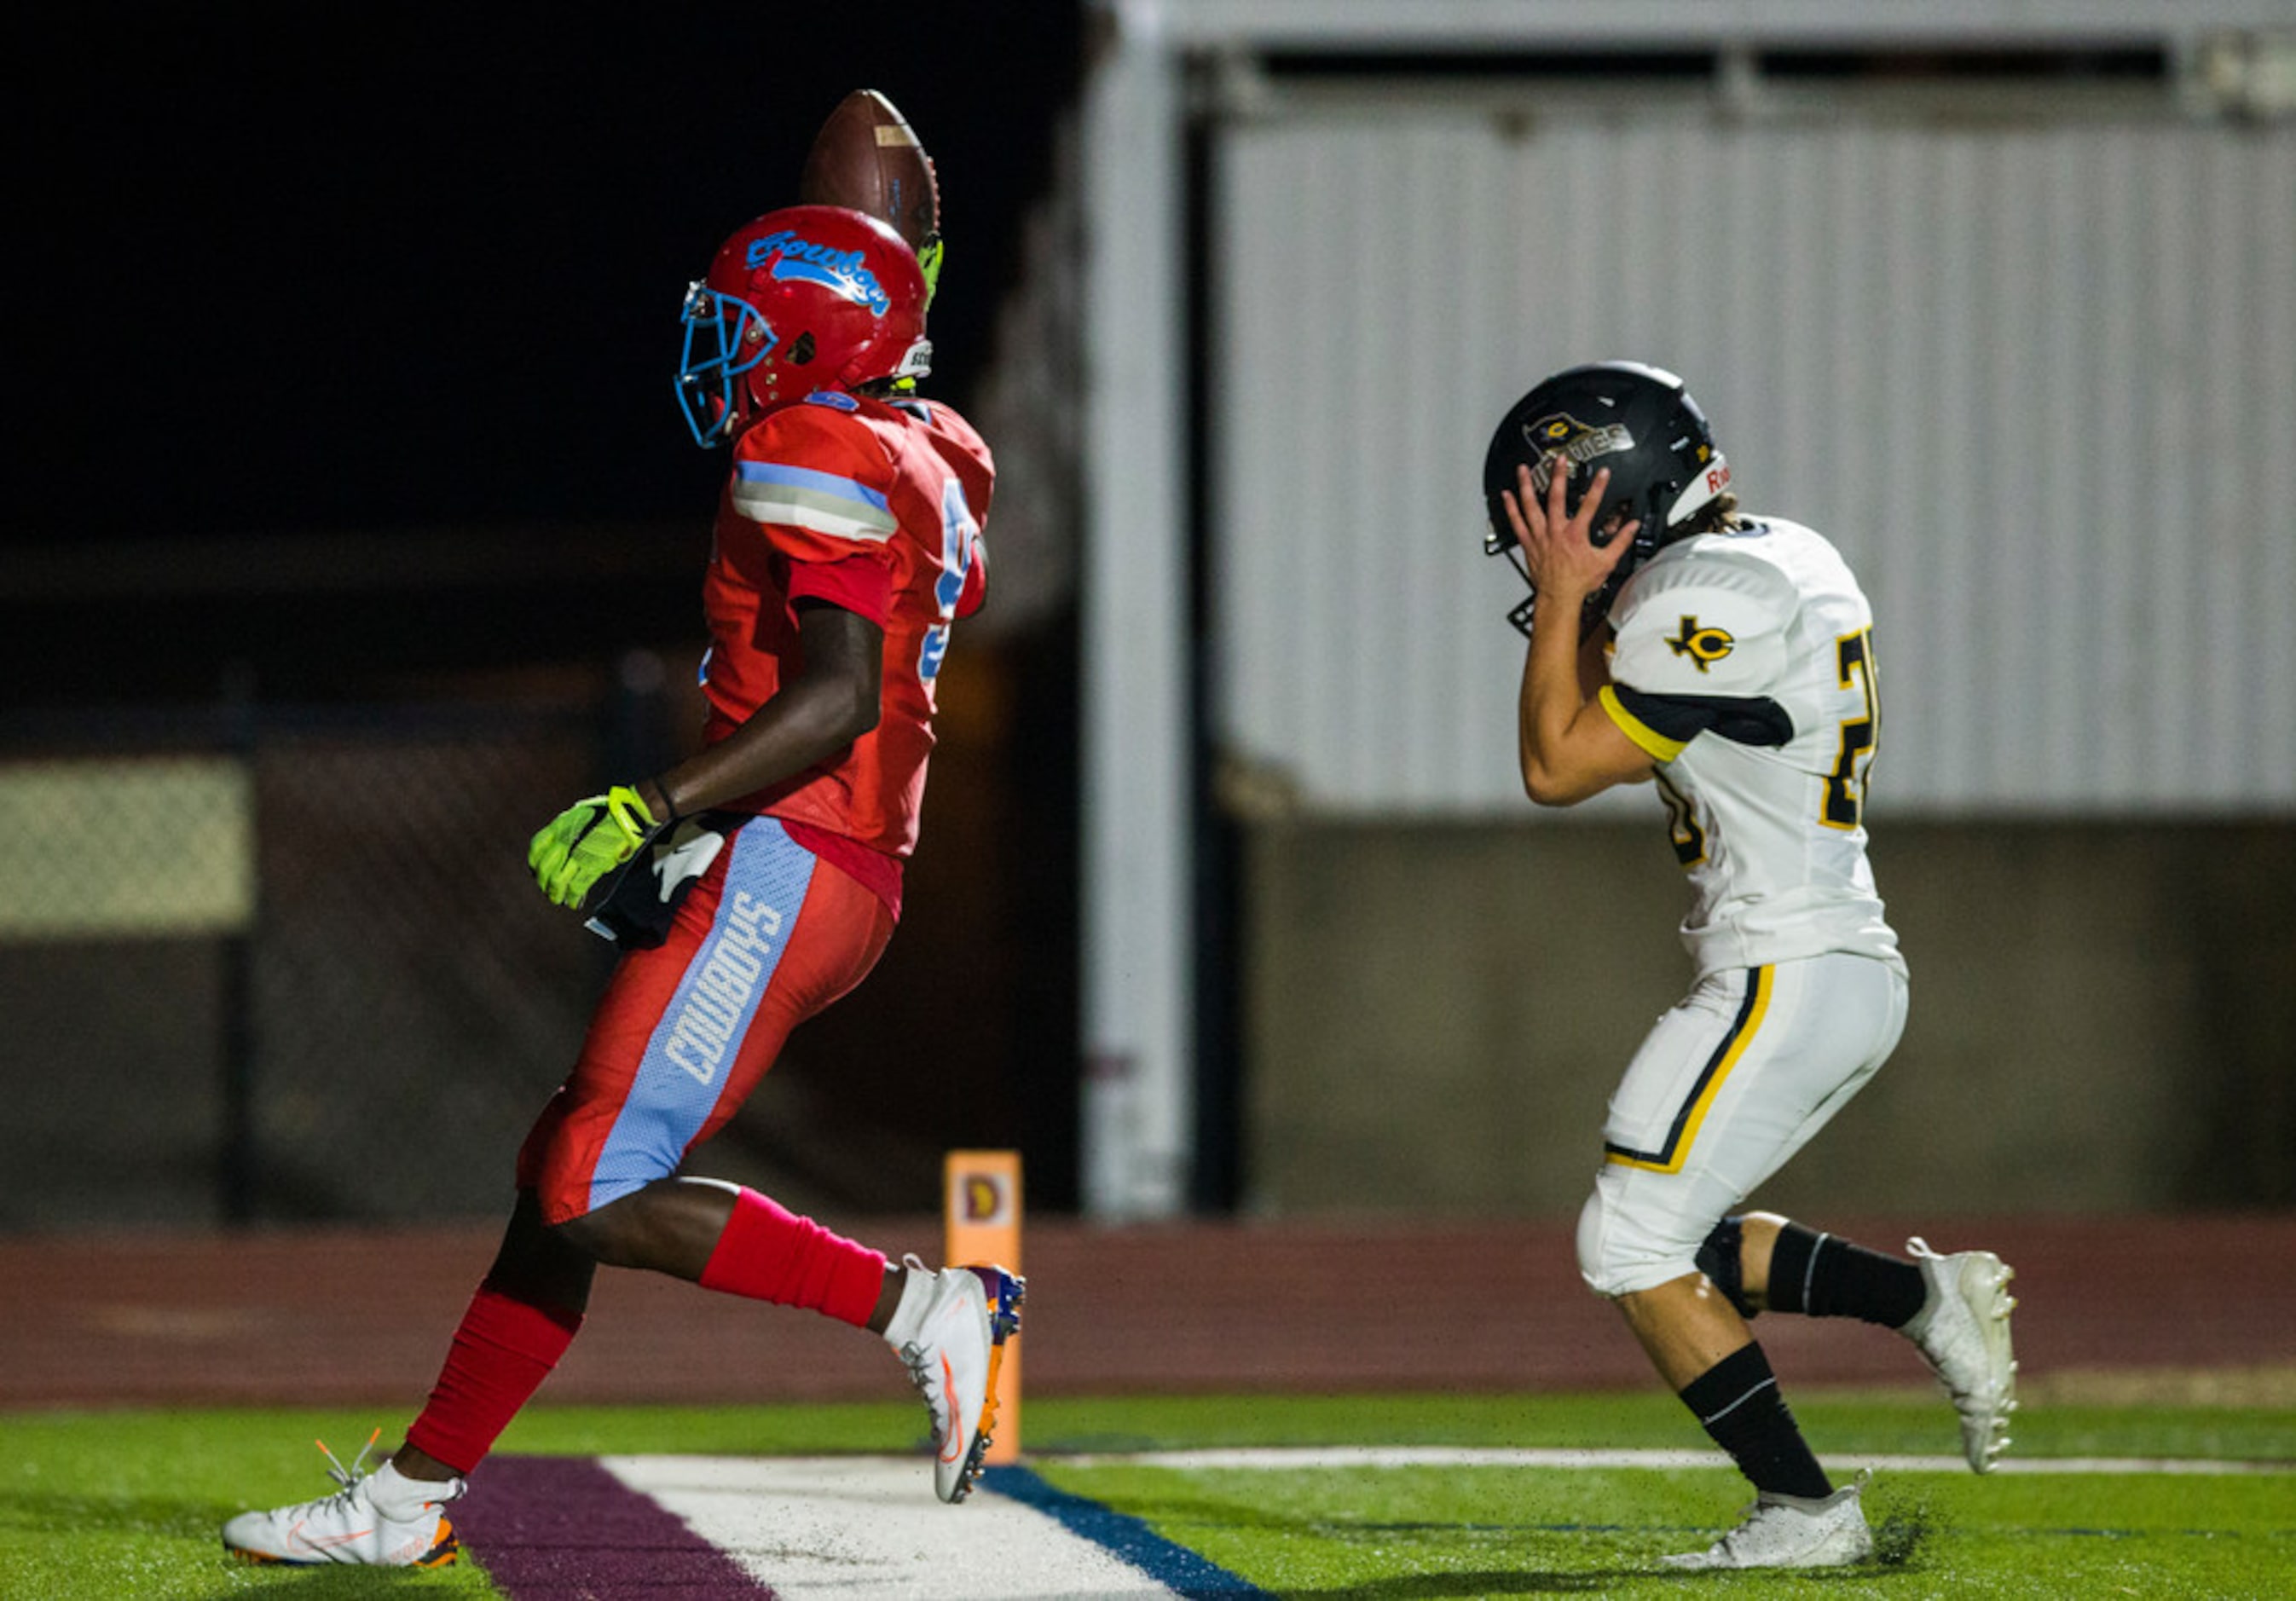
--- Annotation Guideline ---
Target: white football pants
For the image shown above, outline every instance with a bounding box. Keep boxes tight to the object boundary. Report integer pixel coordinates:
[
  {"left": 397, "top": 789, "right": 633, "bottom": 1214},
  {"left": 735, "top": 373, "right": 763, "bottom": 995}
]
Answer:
[{"left": 1576, "top": 951, "right": 1910, "bottom": 1297}]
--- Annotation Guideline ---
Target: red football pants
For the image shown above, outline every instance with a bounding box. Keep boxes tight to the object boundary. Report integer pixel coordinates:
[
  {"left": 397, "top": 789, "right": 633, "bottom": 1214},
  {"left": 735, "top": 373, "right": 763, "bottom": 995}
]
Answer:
[
  {"left": 518, "top": 816, "right": 894, "bottom": 1225},
  {"left": 404, "top": 819, "right": 896, "bottom": 1475}
]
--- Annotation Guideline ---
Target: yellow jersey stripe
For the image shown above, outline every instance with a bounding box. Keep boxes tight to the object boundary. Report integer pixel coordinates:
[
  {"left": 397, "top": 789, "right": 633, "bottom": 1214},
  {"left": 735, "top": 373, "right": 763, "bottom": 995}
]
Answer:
[{"left": 1599, "top": 685, "right": 1687, "bottom": 762}]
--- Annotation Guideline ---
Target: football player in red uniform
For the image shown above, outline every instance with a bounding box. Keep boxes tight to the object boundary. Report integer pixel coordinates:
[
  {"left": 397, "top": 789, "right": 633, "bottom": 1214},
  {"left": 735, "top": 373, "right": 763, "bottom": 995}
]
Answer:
[{"left": 223, "top": 205, "right": 1021, "bottom": 1568}]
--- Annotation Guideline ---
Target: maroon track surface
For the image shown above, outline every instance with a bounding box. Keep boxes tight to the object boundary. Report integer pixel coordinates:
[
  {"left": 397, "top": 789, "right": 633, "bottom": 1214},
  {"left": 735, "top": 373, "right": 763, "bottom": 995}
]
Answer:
[
  {"left": 3, "top": 1213, "right": 2290, "bottom": 1411},
  {"left": 454, "top": 1456, "right": 774, "bottom": 1599}
]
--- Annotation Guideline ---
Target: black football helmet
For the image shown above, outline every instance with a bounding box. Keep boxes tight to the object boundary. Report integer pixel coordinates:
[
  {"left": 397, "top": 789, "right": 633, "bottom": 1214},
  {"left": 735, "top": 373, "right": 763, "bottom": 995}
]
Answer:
[{"left": 1481, "top": 361, "right": 1731, "bottom": 636}]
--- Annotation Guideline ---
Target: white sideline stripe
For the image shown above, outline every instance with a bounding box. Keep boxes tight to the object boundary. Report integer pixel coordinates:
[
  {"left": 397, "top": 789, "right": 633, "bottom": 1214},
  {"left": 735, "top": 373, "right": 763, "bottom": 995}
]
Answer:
[
  {"left": 1053, "top": 1445, "right": 2293, "bottom": 1477},
  {"left": 601, "top": 1455, "right": 1179, "bottom": 1599}
]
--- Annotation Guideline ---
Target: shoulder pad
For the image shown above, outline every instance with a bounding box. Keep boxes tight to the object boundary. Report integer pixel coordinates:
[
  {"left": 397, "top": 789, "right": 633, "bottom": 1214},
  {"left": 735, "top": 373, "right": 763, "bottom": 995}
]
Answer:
[
  {"left": 1611, "top": 546, "right": 1794, "bottom": 697},
  {"left": 804, "top": 390, "right": 860, "bottom": 413},
  {"left": 731, "top": 404, "right": 898, "bottom": 545},
  {"left": 1628, "top": 540, "right": 1796, "bottom": 605}
]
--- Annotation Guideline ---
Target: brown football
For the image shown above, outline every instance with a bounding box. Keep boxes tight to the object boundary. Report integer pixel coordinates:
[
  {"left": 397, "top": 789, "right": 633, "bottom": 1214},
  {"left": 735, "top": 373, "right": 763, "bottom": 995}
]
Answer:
[{"left": 798, "top": 89, "right": 940, "bottom": 255}]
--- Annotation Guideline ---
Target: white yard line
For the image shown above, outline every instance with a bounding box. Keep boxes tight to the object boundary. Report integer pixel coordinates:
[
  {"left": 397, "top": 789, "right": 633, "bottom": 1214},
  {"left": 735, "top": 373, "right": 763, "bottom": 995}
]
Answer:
[
  {"left": 603, "top": 1455, "right": 1183, "bottom": 1600},
  {"left": 1049, "top": 1445, "right": 2293, "bottom": 1476},
  {"left": 593, "top": 1446, "right": 2286, "bottom": 1599}
]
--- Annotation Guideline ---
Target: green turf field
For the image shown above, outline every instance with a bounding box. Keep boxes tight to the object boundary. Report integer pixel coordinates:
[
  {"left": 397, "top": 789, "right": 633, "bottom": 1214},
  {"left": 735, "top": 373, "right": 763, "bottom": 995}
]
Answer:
[{"left": 2, "top": 1390, "right": 2288, "bottom": 1598}]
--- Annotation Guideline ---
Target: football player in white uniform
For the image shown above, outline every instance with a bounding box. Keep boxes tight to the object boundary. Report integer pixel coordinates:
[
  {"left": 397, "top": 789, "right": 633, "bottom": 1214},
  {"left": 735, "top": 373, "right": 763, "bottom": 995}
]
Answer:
[{"left": 1484, "top": 362, "right": 2019, "bottom": 1570}]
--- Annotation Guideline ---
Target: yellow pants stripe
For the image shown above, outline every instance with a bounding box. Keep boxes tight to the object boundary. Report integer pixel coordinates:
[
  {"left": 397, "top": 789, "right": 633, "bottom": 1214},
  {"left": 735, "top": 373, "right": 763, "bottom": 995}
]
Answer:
[{"left": 1604, "top": 964, "right": 1774, "bottom": 1174}]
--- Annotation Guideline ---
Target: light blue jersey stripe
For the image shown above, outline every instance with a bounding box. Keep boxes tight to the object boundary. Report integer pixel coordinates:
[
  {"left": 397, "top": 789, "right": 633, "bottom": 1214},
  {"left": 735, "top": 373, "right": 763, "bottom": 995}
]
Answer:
[
  {"left": 587, "top": 819, "right": 818, "bottom": 1211},
  {"left": 734, "top": 459, "right": 891, "bottom": 514}
]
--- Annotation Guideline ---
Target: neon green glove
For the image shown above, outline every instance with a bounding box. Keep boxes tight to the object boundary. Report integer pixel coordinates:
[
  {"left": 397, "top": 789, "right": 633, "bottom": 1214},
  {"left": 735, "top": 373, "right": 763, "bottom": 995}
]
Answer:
[
  {"left": 917, "top": 231, "right": 944, "bottom": 307},
  {"left": 527, "top": 784, "right": 661, "bottom": 910}
]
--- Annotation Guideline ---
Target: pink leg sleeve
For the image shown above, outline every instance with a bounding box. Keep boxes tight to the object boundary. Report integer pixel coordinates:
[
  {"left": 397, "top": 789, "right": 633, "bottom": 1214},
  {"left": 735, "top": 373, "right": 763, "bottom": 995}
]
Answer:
[{"left": 697, "top": 1186, "right": 888, "bottom": 1328}]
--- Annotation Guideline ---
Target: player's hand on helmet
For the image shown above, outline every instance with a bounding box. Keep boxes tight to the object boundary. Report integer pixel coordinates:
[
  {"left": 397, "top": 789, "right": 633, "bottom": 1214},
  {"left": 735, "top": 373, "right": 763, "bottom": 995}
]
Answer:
[
  {"left": 1502, "top": 458, "right": 1637, "bottom": 604},
  {"left": 528, "top": 784, "right": 662, "bottom": 909}
]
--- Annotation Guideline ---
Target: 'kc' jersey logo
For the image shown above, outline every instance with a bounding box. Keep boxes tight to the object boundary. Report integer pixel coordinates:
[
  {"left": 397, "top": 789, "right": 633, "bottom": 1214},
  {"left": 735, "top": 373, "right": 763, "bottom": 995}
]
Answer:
[{"left": 1665, "top": 616, "right": 1736, "bottom": 672}]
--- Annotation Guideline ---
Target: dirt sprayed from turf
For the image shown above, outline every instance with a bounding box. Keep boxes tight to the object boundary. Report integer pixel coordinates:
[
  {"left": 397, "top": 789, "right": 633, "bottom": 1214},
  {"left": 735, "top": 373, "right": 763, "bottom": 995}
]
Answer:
[{"left": 1871, "top": 1494, "right": 1941, "bottom": 1567}]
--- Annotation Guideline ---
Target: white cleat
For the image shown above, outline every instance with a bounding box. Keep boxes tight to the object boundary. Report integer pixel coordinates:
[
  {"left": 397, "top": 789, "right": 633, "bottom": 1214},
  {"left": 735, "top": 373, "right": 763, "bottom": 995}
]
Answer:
[
  {"left": 221, "top": 1434, "right": 462, "bottom": 1567},
  {"left": 884, "top": 1256, "right": 1026, "bottom": 1503},
  {"left": 1663, "top": 1472, "right": 1874, "bottom": 1570},
  {"left": 1904, "top": 1235, "right": 2020, "bottom": 1472}
]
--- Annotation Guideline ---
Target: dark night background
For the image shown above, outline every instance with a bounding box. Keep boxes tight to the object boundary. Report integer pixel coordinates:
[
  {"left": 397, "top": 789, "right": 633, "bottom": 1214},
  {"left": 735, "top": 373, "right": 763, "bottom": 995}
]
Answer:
[
  {"left": 7, "top": 3, "right": 1093, "bottom": 1214},
  {"left": 9, "top": 2, "right": 1086, "bottom": 701}
]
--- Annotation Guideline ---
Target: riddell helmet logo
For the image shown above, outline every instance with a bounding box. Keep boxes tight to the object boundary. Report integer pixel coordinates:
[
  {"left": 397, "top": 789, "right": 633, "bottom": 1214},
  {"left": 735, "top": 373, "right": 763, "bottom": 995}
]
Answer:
[
  {"left": 746, "top": 230, "right": 891, "bottom": 315},
  {"left": 1524, "top": 413, "right": 1634, "bottom": 494}
]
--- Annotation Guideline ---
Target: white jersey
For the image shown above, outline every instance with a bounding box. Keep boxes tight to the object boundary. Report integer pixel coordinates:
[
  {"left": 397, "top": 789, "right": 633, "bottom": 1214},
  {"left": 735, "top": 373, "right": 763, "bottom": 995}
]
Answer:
[{"left": 1596, "top": 516, "right": 1904, "bottom": 980}]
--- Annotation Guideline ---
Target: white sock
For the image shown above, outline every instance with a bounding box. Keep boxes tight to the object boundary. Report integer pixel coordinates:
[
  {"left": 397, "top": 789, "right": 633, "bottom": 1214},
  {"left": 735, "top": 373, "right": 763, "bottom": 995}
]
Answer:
[
  {"left": 367, "top": 1460, "right": 457, "bottom": 1518},
  {"left": 881, "top": 1258, "right": 938, "bottom": 1349}
]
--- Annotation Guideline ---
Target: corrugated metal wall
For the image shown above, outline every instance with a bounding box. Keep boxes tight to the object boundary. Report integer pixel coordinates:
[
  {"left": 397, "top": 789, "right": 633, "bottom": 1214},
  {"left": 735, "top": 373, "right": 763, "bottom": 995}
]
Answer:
[{"left": 1212, "top": 105, "right": 2296, "bottom": 817}]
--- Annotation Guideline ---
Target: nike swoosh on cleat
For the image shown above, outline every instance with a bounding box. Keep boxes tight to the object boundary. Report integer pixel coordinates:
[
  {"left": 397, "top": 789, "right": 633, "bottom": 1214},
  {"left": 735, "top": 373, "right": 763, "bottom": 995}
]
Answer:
[
  {"left": 290, "top": 1518, "right": 377, "bottom": 1552},
  {"left": 937, "top": 1352, "right": 965, "bottom": 1463}
]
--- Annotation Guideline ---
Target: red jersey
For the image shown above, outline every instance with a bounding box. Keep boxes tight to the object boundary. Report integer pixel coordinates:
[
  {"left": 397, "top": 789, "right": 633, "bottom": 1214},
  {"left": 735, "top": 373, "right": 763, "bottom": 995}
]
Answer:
[{"left": 697, "top": 390, "right": 992, "bottom": 894}]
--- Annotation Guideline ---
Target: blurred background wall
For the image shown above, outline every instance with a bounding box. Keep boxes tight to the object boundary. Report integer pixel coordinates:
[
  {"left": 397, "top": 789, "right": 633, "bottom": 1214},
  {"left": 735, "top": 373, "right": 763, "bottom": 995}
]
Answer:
[
  {"left": 1082, "top": 2, "right": 2296, "bottom": 1217},
  {"left": 5, "top": 1, "right": 2291, "bottom": 1232},
  {"left": 1193, "top": 27, "right": 2296, "bottom": 1218},
  {"left": 1242, "top": 820, "right": 2296, "bottom": 1217}
]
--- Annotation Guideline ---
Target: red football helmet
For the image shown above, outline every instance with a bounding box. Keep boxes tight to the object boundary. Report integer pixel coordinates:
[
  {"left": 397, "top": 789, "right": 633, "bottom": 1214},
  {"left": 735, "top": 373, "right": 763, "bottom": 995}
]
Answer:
[{"left": 676, "top": 204, "right": 931, "bottom": 446}]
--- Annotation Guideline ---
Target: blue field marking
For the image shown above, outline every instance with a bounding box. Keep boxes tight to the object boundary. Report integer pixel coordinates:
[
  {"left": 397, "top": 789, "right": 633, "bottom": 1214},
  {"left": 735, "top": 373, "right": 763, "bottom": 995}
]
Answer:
[{"left": 982, "top": 1465, "right": 1273, "bottom": 1599}]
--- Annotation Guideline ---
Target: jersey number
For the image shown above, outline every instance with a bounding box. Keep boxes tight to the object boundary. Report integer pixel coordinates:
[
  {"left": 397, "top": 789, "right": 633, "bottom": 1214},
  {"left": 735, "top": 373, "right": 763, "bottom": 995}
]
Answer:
[
  {"left": 1655, "top": 770, "right": 1707, "bottom": 867},
  {"left": 1824, "top": 628, "right": 1879, "bottom": 829},
  {"left": 917, "top": 477, "right": 978, "bottom": 688}
]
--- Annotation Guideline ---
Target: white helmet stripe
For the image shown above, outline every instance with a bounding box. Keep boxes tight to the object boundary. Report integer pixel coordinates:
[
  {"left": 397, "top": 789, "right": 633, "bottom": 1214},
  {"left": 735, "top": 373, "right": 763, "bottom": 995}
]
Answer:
[{"left": 1667, "top": 454, "right": 1732, "bottom": 525}]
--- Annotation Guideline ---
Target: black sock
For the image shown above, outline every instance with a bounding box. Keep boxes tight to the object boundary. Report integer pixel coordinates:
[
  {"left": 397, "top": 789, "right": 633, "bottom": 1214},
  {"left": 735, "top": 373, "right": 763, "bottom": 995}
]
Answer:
[
  {"left": 1766, "top": 1223, "right": 1928, "bottom": 1328},
  {"left": 1677, "top": 1343, "right": 1832, "bottom": 1500}
]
